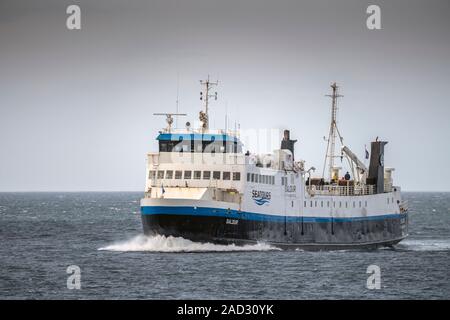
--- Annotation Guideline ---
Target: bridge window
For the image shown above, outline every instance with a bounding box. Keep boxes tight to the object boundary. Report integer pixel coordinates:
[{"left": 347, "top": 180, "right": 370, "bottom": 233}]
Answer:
[
  {"left": 310, "top": 201, "right": 313, "bottom": 207},
  {"left": 353, "top": 201, "right": 355, "bottom": 208},
  {"left": 321, "top": 201, "right": 323, "bottom": 207},
  {"left": 359, "top": 201, "right": 362, "bottom": 208},
  {"left": 194, "top": 143, "right": 202, "bottom": 152},
  {"left": 223, "top": 172, "right": 231, "bottom": 180},
  {"left": 247, "top": 173, "right": 250, "bottom": 181},
  {"left": 175, "top": 170, "right": 182, "bottom": 179},
  {"left": 166, "top": 170, "right": 173, "bottom": 179},
  {"left": 203, "top": 171, "right": 211, "bottom": 180},
  {"left": 149, "top": 170, "right": 156, "bottom": 179},
  {"left": 160, "top": 137, "right": 242, "bottom": 154},
  {"left": 365, "top": 201, "right": 367, "bottom": 207},
  {"left": 327, "top": 201, "right": 330, "bottom": 207},
  {"left": 233, "top": 172, "right": 241, "bottom": 181},
  {"left": 213, "top": 171, "right": 221, "bottom": 180},
  {"left": 159, "top": 141, "right": 180, "bottom": 152},
  {"left": 205, "top": 142, "right": 226, "bottom": 153},
  {"left": 170, "top": 140, "right": 191, "bottom": 153},
  {"left": 194, "top": 171, "right": 201, "bottom": 179},
  {"left": 182, "top": 144, "right": 190, "bottom": 152},
  {"left": 157, "top": 171, "right": 164, "bottom": 179},
  {"left": 304, "top": 201, "right": 307, "bottom": 207}
]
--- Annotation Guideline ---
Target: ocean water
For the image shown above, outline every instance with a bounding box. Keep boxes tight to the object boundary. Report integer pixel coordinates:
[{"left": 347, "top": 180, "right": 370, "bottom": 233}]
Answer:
[{"left": 0, "top": 192, "right": 449, "bottom": 299}]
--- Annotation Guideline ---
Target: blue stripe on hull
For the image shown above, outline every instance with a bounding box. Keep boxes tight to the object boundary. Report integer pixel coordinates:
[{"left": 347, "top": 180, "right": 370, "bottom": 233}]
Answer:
[{"left": 141, "top": 205, "right": 406, "bottom": 223}]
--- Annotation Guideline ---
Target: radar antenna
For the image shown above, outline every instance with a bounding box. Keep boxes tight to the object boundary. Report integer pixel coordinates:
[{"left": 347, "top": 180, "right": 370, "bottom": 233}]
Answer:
[
  {"left": 153, "top": 113, "right": 187, "bottom": 132},
  {"left": 199, "top": 75, "right": 218, "bottom": 131}
]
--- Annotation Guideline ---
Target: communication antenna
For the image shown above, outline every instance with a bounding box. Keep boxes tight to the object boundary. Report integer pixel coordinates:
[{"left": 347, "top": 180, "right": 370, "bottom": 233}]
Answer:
[
  {"left": 199, "top": 75, "right": 218, "bottom": 131},
  {"left": 322, "top": 82, "right": 344, "bottom": 180},
  {"left": 154, "top": 113, "right": 187, "bottom": 132},
  {"left": 175, "top": 73, "right": 180, "bottom": 128},
  {"left": 224, "top": 101, "right": 228, "bottom": 133}
]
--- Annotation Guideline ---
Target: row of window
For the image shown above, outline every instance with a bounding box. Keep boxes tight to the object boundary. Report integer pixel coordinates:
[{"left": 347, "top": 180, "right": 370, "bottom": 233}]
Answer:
[
  {"left": 150, "top": 170, "right": 289, "bottom": 186},
  {"left": 151, "top": 170, "right": 279, "bottom": 185},
  {"left": 159, "top": 140, "right": 242, "bottom": 153},
  {"left": 304, "top": 200, "right": 368, "bottom": 208},
  {"left": 246, "top": 173, "right": 275, "bottom": 185},
  {"left": 149, "top": 170, "right": 241, "bottom": 181}
]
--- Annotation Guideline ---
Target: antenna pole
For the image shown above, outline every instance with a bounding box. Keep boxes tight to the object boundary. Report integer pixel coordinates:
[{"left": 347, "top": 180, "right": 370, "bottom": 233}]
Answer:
[
  {"left": 199, "top": 75, "right": 218, "bottom": 131},
  {"left": 175, "top": 73, "right": 180, "bottom": 128},
  {"left": 322, "top": 82, "right": 344, "bottom": 180}
]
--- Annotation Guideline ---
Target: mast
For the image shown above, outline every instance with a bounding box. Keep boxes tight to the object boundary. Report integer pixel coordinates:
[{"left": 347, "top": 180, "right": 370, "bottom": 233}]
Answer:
[
  {"left": 322, "top": 82, "right": 344, "bottom": 180},
  {"left": 175, "top": 72, "right": 180, "bottom": 128},
  {"left": 199, "top": 75, "right": 218, "bottom": 131}
]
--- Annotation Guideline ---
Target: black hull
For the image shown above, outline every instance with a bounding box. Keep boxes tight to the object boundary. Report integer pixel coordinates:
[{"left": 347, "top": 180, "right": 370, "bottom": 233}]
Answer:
[{"left": 141, "top": 213, "right": 408, "bottom": 250}]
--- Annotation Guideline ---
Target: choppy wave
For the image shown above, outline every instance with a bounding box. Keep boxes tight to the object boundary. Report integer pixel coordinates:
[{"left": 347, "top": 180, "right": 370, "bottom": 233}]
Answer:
[
  {"left": 98, "top": 234, "right": 280, "bottom": 252},
  {"left": 395, "top": 239, "right": 450, "bottom": 252}
]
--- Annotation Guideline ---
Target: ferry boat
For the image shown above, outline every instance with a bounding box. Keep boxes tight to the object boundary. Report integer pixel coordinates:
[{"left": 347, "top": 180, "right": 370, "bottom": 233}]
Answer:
[{"left": 140, "top": 79, "right": 409, "bottom": 250}]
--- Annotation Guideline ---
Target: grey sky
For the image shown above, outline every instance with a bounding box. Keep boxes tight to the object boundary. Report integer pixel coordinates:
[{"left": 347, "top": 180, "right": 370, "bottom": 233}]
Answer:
[{"left": 0, "top": 0, "right": 449, "bottom": 191}]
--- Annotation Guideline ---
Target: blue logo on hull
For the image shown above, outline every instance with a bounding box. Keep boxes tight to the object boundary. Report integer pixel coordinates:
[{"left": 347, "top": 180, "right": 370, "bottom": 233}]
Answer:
[
  {"left": 252, "top": 190, "right": 271, "bottom": 206},
  {"left": 254, "top": 197, "right": 270, "bottom": 206}
]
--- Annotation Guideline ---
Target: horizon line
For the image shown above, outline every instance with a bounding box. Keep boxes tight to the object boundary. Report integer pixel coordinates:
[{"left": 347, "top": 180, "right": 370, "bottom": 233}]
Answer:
[{"left": 0, "top": 190, "right": 449, "bottom": 193}]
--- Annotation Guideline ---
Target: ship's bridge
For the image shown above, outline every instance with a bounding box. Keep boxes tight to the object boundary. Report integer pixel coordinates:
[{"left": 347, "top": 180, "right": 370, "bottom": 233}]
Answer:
[{"left": 157, "top": 131, "right": 243, "bottom": 154}]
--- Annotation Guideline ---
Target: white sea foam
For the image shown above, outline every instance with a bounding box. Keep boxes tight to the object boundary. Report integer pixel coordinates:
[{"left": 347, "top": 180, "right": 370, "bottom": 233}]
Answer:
[
  {"left": 396, "top": 239, "right": 450, "bottom": 252},
  {"left": 98, "top": 234, "right": 280, "bottom": 252}
]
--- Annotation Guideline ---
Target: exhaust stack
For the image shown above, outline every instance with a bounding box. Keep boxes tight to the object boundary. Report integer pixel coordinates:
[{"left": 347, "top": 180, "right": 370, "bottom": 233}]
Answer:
[
  {"left": 280, "top": 130, "right": 297, "bottom": 160},
  {"left": 367, "top": 140, "right": 388, "bottom": 193}
]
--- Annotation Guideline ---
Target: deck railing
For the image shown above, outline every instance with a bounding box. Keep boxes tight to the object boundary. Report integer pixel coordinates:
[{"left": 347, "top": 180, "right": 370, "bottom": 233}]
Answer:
[
  {"left": 160, "top": 127, "right": 240, "bottom": 137},
  {"left": 306, "top": 184, "right": 376, "bottom": 196},
  {"left": 399, "top": 200, "right": 409, "bottom": 213}
]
